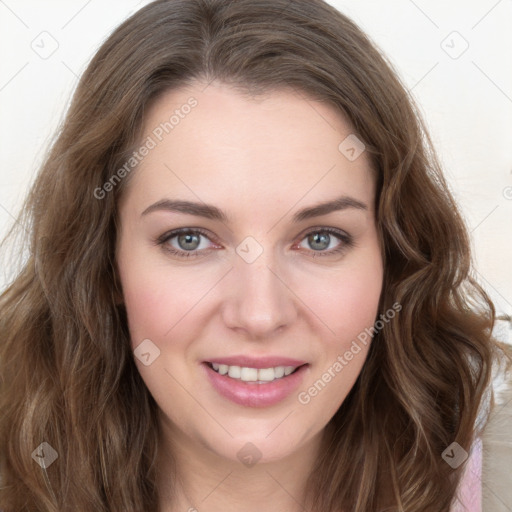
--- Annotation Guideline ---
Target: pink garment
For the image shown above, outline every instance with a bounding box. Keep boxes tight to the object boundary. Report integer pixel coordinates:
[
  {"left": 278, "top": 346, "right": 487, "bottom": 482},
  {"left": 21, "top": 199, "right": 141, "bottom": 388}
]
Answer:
[{"left": 450, "top": 437, "right": 482, "bottom": 512}]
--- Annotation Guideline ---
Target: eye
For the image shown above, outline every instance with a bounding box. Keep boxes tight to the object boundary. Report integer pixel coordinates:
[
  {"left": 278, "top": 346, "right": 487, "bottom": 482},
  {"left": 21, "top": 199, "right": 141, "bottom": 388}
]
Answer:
[
  {"left": 296, "top": 228, "right": 353, "bottom": 257},
  {"left": 156, "top": 226, "right": 354, "bottom": 259},
  {"left": 156, "top": 228, "right": 218, "bottom": 258}
]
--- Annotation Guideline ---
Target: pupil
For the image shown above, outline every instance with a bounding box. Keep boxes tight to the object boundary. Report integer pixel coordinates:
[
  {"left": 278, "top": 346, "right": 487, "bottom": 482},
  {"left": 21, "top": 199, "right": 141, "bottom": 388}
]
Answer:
[
  {"left": 309, "top": 232, "right": 329, "bottom": 250},
  {"left": 179, "top": 232, "right": 199, "bottom": 250}
]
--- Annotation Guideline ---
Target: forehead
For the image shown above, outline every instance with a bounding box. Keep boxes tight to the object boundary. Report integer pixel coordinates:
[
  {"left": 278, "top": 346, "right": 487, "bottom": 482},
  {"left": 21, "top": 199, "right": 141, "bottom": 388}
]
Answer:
[{"left": 122, "top": 81, "right": 375, "bottom": 218}]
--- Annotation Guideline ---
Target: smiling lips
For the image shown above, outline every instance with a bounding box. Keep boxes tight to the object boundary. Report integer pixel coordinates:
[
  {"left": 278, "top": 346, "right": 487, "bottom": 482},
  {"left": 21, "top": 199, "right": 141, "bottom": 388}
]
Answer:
[
  {"left": 203, "top": 355, "right": 309, "bottom": 407},
  {"left": 210, "top": 362, "right": 298, "bottom": 382}
]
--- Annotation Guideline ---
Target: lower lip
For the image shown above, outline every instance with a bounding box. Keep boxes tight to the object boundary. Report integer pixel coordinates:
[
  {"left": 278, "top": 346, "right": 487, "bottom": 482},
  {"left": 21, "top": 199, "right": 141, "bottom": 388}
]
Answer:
[{"left": 202, "top": 363, "right": 309, "bottom": 408}]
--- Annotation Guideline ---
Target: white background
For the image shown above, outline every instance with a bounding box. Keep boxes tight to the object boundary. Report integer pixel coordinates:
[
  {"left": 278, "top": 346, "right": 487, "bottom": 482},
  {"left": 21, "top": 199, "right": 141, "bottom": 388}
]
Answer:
[{"left": 0, "top": 0, "right": 511, "bottom": 343}]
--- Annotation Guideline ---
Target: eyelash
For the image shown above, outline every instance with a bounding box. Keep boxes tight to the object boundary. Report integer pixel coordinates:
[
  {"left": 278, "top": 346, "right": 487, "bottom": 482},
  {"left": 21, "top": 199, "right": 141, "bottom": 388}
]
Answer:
[{"left": 155, "top": 227, "right": 354, "bottom": 259}]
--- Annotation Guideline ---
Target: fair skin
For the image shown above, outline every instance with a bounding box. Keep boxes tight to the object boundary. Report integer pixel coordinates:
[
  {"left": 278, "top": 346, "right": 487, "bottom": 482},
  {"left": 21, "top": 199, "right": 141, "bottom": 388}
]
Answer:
[{"left": 116, "top": 80, "right": 383, "bottom": 512}]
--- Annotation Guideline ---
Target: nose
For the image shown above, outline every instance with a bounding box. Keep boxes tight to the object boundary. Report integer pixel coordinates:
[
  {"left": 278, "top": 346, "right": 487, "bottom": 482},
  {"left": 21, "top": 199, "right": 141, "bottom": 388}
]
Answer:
[{"left": 221, "top": 243, "right": 298, "bottom": 340}]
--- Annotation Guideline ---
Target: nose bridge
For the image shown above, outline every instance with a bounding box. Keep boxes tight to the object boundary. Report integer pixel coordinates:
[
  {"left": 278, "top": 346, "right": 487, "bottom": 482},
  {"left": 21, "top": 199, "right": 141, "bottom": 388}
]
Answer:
[{"left": 223, "top": 235, "right": 297, "bottom": 336}]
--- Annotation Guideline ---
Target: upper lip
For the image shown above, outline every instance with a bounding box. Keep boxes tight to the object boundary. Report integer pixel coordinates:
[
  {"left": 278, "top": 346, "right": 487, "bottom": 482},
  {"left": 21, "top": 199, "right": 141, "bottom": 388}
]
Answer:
[{"left": 205, "top": 355, "right": 308, "bottom": 369}]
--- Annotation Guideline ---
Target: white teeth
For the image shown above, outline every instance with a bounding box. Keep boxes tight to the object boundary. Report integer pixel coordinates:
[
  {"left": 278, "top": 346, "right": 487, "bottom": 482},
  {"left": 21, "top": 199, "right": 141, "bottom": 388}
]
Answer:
[
  {"left": 258, "top": 368, "right": 275, "bottom": 381},
  {"left": 209, "top": 363, "right": 301, "bottom": 382},
  {"left": 240, "top": 367, "right": 258, "bottom": 381},
  {"left": 228, "top": 365, "right": 241, "bottom": 378},
  {"left": 274, "top": 366, "right": 285, "bottom": 378}
]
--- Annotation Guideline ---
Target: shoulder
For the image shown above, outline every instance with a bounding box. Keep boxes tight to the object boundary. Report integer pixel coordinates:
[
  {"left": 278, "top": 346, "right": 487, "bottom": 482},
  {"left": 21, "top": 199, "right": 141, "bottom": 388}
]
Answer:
[
  {"left": 451, "top": 437, "right": 482, "bottom": 512},
  {"left": 481, "top": 380, "right": 512, "bottom": 510}
]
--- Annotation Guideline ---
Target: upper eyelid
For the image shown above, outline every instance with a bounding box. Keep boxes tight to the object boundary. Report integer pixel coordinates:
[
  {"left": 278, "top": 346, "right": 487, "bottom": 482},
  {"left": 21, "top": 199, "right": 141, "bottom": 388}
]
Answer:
[{"left": 159, "top": 227, "right": 216, "bottom": 243}]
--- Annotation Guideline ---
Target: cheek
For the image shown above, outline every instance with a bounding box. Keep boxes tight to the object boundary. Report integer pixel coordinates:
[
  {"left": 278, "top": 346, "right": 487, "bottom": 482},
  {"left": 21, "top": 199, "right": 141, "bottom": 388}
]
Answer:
[
  {"left": 121, "top": 271, "right": 202, "bottom": 349},
  {"left": 117, "top": 238, "right": 177, "bottom": 346},
  {"left": 117, "top": 233, "right": 213, "bottom": 345},
  {"left": 296, "top": 260, "right": 382, "bottom": 419},
  {"left": 306, "top": 254, "right": 383, "bottom": 344}
]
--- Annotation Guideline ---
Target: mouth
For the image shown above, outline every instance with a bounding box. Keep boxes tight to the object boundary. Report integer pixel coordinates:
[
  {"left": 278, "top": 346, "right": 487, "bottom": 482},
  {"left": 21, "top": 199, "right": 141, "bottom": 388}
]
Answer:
[
  {"left": 206, "top": 361, "right": 304, "bottom": 383},
  {"left": 202, "top": 358, "right": 309, "bottom": 408}
]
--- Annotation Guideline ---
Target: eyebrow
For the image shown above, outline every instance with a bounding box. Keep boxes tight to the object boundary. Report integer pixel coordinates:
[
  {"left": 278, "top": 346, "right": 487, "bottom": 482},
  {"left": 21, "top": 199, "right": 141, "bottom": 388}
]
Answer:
[{"left": 141, "top": 195, "right": 368, "bottom": 223}]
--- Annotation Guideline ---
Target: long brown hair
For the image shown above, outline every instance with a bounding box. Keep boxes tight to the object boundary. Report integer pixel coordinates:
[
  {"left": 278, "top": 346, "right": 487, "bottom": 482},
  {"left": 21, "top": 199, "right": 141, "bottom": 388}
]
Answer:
[{"left": 1, "top": 0, "right": 510, "bottom": 510}]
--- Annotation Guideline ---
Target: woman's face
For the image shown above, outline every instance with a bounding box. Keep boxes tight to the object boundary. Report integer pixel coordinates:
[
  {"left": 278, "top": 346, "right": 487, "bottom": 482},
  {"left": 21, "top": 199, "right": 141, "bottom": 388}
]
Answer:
[{"left": 116, "top": 80, "right": 383, "bottom": 464}]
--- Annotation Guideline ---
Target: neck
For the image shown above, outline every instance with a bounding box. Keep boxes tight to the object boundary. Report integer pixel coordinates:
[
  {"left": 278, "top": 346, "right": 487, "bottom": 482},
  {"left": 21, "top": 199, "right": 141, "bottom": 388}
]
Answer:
[{"left": 156, "top": 415, "right": 324, "bottom": 512}]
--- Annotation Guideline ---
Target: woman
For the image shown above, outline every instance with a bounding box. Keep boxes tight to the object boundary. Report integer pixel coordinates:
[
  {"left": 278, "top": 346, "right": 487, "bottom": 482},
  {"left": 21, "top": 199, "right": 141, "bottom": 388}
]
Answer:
[{"left": 1, "top": 0, "right": 510, "bottom": 510}]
